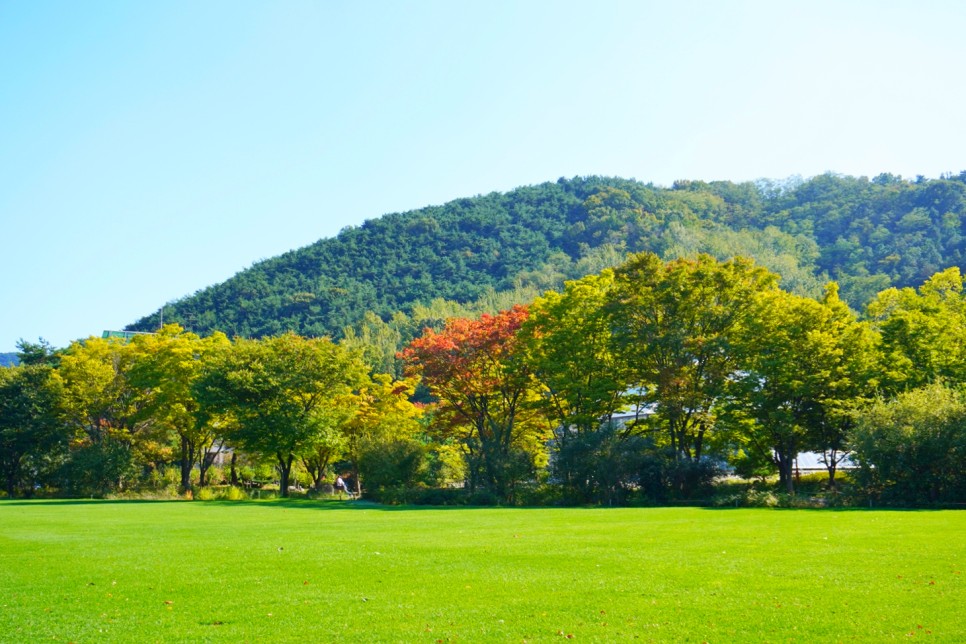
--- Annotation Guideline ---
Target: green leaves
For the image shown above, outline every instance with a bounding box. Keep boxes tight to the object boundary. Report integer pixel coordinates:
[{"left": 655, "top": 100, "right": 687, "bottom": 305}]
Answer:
[
  {"left": 194, "top": 333, "right": 368, "bottom": 496},
  {"left": 867, "top": 267, "right": 966, "bottom": 391},
  {"left": 608, "top": 253, "right": 779, "bottom": 461}
]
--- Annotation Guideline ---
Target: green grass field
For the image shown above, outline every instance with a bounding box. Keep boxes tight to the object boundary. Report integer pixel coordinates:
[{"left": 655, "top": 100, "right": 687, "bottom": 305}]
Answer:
[{"left": 0, "top": 500, "right": 962, "bottom": 642}]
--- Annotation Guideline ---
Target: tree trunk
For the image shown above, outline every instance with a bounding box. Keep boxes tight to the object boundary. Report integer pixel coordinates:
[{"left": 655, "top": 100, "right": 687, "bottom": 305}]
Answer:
[
  {"left": 230, "top": 451, "right": 239, "bottom": 486},
  {"left": 199, "top": 446, "right": 216, "bottom": 487},
  {"left": 777, "top": 454, "right": 795, "bottom": 494},
  {"left": 277, "top": 452, "right": 293, "bottom": 498},
  {"left": 180, "top": 436, "right": 194, "bottom": 492},
  {"left": 823, "top": 449, "right": 839, "bottom": 489},
  {"left": 5, "top": 465, "right": 18, "bottom": 497}
]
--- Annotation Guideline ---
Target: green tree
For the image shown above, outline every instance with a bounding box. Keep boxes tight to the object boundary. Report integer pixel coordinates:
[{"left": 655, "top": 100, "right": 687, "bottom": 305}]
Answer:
[
  {"left": 866, "top": 267, "right": 966, "bottom": 391},
  {"left": 15, "top": 338, "right": 60, "bottom": 367},
  {"left": 607, "top": 253, "right": 778, "bottom": 464},
  {"left": 0, "top": 363, "right": 67, "bottom": 496},
  {"left": 194, "top": 334, "right": 366, "bottom": 497},
  {"left": 728, "top": 285, "right": 879, "bottom": 493}
]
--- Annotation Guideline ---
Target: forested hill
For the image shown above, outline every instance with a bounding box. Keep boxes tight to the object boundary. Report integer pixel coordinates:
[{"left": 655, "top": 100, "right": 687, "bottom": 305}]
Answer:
[{"left": 128, "top": 172, "right": 966, "bottom": 341}]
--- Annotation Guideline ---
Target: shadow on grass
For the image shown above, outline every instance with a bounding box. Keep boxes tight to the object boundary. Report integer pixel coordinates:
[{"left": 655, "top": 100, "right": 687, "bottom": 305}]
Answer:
[
  {"left": 0, "top": 497, "right": 186, "bottom": 507},
  {"left": 3, "top": 497, "right": 959, "bottom": 512}
]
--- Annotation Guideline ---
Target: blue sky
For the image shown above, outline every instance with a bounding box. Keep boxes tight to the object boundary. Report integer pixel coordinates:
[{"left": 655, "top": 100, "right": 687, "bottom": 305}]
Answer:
[{"left": 2, "top": 0, "right": 965, "bottom": 352}]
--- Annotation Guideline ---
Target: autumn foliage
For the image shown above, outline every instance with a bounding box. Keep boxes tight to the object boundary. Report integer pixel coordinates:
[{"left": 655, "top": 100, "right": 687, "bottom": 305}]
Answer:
[{"left": 400, "top": 305, "right": 547, "bottom": 499}]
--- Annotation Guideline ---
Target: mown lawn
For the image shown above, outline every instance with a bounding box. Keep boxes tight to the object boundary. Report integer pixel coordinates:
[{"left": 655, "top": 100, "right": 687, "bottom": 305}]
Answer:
[{"left": 0, "top": 499, "right": 962, "bottom": 642}]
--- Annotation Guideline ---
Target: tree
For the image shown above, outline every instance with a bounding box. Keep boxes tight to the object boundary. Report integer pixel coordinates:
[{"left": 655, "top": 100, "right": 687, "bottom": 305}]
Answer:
[
  {"left": 56, "top": 336, "right": 153, "bottom": 494},
  {"left": 810, "top": 284, "right": 881, "bottom": 486},
  {"left": 127, "top": 325, "right": 231, "bottom": 491},
  {"left": 15, "top": 338, "right": 60, "bottom": 367},
  {"left": 520, "top": 270, "right": 629, "bottom": 436},
  {"left": 342, "top": 373, "right": 425, "bottom": 494},
  {"left": 298, "top": 402, "right": 352, "bottom": 493},
  {"left": 866, "top": 267, "right": 966, "bottom": 392},
  {"left": 0, "top": 363, "right": 66, "bottom": 496},
  {"left": 728, "top": 285, "right": 879, "bottom": 493},
  {"left": 607, "top": 253, "right": 778, "bottom": 464},
  {"left": 194, "top": 334, "right": 366, "bottom": 497},
  {"left": 519, "top": 270, "right": 638, "bottom": 502},
  {"left": 400, "top": 306, "right": 548, "bottom": 501}
]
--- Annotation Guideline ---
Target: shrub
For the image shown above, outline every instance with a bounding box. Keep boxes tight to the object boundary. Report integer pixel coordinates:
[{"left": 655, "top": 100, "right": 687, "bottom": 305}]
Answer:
[
  {"left": 851, "top": 382, "right": 966, "bottom": 504},
  {"left": 58, "top": 440, "right": 139, "bottom": 497},
  {"left": 195, "top": 486, "right": 217, "bottom": 501},
  {"left": 221, "top": 486, "right": 248, "bottom": 501},
  {"left": 552, "top": 428, "right": 651, "bottom": 505},
  {"left": 204, "top": 466, "right": 225, "bottom": 486},
  {"left": 358, "top": 439, "right": 427, "bottom": 491}
]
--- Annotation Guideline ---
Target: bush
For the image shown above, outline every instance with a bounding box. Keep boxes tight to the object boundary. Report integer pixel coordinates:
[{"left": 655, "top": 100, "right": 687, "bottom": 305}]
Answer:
[
  {"left": 221, "top": 486, "right": 248, "bottom": 501},
  {"left": 195, "top": 486, "right": 217, "bottom": 501},
  {"left": 553, "top": 428, "right": 651, "bottom": 505},
  {"left": 358, "top": 439, "right": 427, "bottom": 491},
  {"left": 514, "top": 483, "right": 564, "bottom": 506},
  {"left": 58, "top": 440, "right": 139, "bottom": 497},
  {"left": 851, "top": 383, "right": 966, "bottom": 504},
  {"left": 204, "top": 466, "right": 225, "bottom": 486}
]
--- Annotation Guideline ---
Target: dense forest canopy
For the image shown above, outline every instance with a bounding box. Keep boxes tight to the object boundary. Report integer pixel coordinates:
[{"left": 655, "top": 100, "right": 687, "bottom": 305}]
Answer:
[{"left": 127, "top": 172, "right": 966, "bottom": 342}]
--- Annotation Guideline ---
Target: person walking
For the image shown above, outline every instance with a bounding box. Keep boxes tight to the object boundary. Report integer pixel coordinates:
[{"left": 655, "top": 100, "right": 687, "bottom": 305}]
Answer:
[{"left": 335, "top": 475, "right": 351, "bottom": 498}]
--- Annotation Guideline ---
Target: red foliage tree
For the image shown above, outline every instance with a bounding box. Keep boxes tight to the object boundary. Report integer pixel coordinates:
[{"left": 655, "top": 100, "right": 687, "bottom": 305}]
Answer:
[{"left": 400, "top": 305, "right": 546, "bottom": 499}]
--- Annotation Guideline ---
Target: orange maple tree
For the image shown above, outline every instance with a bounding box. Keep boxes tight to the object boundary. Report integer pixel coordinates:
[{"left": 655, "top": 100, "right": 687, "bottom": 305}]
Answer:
[{"left": 399, "top": 305, "right": 547, "bottom": 499}]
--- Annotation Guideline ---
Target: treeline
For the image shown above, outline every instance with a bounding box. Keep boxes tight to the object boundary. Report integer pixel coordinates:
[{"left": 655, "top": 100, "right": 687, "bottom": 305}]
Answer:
[
  {"left": 127, "top": 173, "right": 966, "bottom": 344},
  {"left": 3, "top": 254, "right": 964, "bottom": 506}
]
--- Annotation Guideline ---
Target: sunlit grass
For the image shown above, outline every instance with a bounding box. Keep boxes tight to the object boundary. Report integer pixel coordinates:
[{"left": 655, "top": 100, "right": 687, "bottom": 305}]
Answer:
[{"left": 0, "top": 500, "right": 962, "bottom": 642}]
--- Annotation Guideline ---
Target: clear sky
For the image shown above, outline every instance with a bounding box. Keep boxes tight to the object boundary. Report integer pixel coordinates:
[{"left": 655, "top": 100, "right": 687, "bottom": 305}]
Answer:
[{"left": 2, "top": 0, "right": 964, "bottom": 353}]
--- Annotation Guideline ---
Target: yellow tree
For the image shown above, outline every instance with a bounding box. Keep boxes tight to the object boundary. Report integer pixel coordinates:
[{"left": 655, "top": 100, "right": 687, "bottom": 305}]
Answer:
[
  {"left": 57, "top": 335, "right": 155, "bottom": 493},
  {"left": 520, "top": 269, "right": 629, "bottom": 435},
  {"left": 341, "top": 373, "right": 425, "bottom": 494},
  {"left": 128, "top": 325, "right": 231, "bottom": 491}
]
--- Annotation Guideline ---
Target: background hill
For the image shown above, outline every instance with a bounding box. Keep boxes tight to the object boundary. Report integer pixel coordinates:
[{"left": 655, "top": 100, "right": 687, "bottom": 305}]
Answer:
[{"left": 128, "top": 172, "right": 966, "bottom": 353}]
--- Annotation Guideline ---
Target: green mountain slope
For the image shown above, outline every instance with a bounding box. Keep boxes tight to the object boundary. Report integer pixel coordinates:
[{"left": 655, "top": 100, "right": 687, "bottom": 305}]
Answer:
[{"left": 128, "top": 173, "right": 966, "bottom": 341}]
